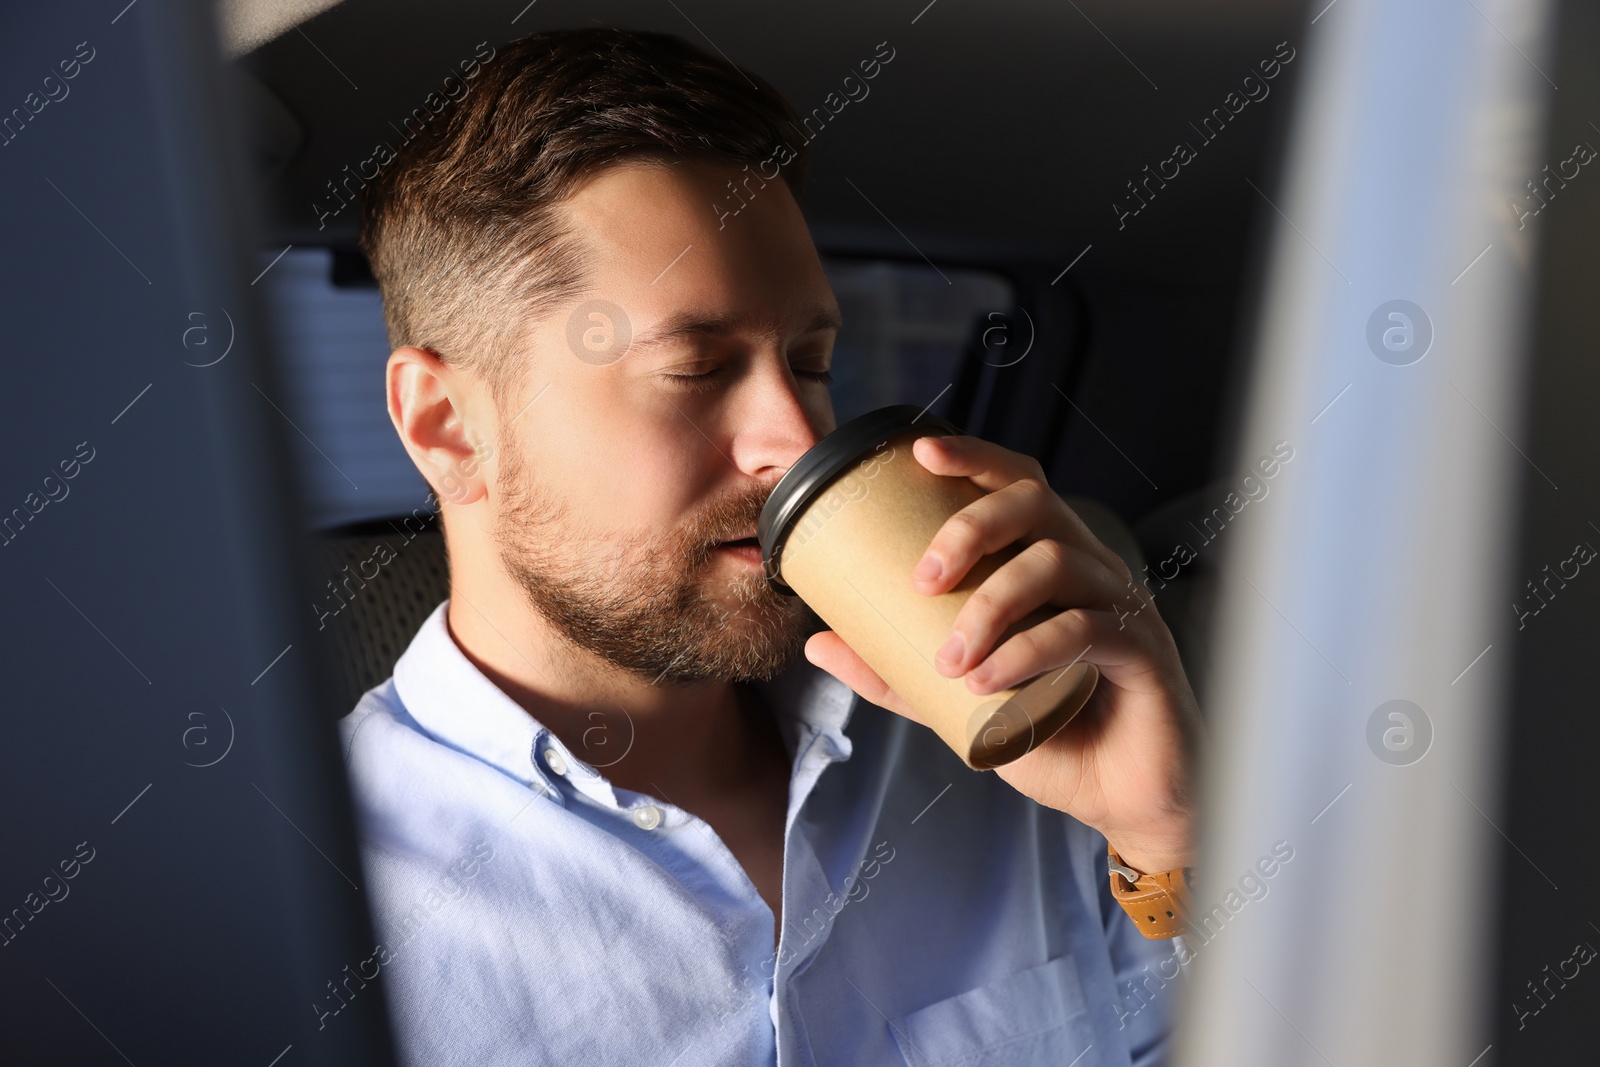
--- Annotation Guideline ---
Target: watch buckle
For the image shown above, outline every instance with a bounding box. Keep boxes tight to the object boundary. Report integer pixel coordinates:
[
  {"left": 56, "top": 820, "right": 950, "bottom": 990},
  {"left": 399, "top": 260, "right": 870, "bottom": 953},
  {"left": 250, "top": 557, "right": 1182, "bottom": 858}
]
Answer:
[{"left": 1108, "top": 854, "right": 1143, "bottom": 887}]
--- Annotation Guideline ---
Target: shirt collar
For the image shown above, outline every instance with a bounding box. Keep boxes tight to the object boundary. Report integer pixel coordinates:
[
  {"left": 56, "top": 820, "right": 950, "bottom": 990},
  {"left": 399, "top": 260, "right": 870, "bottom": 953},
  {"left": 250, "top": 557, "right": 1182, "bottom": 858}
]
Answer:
[
  {"left": 393, "top": 600, "right": 860, "bottom": 799},
  {"left": 392, "top": 599, "right": 548, "bottom": 794}
]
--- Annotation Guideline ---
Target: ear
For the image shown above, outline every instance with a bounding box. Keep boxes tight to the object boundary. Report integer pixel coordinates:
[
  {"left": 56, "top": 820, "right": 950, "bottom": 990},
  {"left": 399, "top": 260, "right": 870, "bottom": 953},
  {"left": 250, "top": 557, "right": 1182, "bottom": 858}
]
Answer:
[{"left": 386, "top": 346, "right": 490, "bottom": 507}]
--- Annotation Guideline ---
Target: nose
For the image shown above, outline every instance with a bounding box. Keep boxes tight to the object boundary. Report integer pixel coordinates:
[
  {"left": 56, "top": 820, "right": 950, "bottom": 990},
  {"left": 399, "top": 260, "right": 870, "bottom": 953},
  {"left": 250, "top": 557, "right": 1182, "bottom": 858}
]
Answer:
[{"left": 729, "top": 359, "right": 830, "bottom": 483}]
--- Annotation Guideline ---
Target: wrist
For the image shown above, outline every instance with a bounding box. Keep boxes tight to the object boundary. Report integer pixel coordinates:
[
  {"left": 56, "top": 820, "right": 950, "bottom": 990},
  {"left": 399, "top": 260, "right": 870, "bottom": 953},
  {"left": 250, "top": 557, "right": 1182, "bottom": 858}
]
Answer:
[{"left": 1102, "top": 819, "right": 1193, "bottom": 875}]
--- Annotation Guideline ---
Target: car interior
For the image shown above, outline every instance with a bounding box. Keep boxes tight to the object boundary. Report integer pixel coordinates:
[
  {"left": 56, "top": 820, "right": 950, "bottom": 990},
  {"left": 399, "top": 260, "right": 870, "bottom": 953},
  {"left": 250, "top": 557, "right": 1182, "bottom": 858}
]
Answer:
[{"left": 5, "top": 0, "right": 1597, "bottom": 1062}]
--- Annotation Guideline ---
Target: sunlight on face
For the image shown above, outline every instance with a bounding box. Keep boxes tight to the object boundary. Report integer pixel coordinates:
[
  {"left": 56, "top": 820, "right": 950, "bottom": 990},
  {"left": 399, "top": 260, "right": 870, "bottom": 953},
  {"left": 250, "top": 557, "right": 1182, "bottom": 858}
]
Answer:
[{"left": 491, "top": 159, "right": 841, "bottom": 683}]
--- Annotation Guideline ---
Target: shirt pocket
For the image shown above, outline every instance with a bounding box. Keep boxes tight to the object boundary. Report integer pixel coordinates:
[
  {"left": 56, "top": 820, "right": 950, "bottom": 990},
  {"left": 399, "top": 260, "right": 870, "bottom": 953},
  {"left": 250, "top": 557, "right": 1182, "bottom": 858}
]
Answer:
[{"left": 888, "top": 954, "right": 1100, "bottom": 1067}]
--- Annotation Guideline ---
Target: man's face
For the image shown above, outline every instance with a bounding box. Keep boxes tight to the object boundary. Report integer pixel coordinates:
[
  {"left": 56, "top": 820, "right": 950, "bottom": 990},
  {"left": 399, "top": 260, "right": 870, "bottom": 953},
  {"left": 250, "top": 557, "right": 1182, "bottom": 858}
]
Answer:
[{"left": 489, "top": 159, "right": 839, "bottom": 684}]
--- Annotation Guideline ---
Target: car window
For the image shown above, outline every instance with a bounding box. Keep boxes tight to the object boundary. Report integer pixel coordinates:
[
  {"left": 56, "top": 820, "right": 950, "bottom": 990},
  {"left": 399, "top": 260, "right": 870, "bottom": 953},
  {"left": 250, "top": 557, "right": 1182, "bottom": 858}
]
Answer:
[{"left": 257, "top": 249, "right": 1013, "bottom": 529}]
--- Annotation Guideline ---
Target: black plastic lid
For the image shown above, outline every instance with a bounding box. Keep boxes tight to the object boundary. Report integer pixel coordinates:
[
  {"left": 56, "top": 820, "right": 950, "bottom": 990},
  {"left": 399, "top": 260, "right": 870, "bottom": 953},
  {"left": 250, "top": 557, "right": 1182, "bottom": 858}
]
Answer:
[{"left": 758, "top": 404, "right": 961, "bottom": 594}]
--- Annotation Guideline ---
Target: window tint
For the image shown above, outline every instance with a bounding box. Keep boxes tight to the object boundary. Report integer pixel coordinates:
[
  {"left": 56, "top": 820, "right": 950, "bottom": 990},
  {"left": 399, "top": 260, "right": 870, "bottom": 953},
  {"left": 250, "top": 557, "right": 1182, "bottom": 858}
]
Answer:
[
  {"left": 822, "top": 258, "right": 1013, "bottom": 426},
  {"left": 257, "top": 248, "right": 428, "bottom": 529}
]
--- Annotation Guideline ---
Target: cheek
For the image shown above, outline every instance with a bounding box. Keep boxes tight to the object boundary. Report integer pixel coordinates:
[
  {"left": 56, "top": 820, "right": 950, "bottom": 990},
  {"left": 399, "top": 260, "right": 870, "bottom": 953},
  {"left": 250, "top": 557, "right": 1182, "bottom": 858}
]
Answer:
[
  {"left": 530, "top": 396, "right": 722, "bottom": 541},
  {"left": 628, "top": 412, "right": 732, "bottom": 535}
]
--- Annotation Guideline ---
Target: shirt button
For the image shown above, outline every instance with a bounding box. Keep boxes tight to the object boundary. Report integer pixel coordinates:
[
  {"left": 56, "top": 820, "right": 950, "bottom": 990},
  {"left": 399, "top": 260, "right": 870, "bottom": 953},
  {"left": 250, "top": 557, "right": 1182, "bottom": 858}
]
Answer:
[
  {"left": 631, "top": 805, "right": 662, "bottom": 831},
  {"left": 542, "top": 746, "right": 568, "bottom": 776}
]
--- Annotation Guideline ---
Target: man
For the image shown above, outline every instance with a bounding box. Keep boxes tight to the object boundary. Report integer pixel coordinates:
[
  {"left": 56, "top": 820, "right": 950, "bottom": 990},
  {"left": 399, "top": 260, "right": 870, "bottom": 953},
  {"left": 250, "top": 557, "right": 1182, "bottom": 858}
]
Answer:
[{"left": 342, "top": 25, "right": 1200, "bottom": 1066}]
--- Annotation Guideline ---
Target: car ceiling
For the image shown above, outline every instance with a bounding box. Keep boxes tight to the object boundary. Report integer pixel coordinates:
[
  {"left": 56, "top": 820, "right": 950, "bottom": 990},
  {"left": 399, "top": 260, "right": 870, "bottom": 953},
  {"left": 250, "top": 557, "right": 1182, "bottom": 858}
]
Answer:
[{"left": 234, "top": 0, "right": 1308, "bottom": 283}]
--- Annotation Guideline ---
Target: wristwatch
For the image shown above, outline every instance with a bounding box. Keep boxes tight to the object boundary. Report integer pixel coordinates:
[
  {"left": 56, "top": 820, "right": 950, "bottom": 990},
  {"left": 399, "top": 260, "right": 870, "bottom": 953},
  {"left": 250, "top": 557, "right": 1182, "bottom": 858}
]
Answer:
[{"left": 1107, "top": 843, "right": 1193, "bottom": 940}]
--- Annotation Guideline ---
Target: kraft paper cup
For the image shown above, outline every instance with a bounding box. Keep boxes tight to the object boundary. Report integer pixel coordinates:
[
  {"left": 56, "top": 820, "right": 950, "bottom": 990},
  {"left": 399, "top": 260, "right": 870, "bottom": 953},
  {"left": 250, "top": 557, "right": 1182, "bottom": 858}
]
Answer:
[{"left": 759, "top": 405, "right": 1099, "bottom": 770}]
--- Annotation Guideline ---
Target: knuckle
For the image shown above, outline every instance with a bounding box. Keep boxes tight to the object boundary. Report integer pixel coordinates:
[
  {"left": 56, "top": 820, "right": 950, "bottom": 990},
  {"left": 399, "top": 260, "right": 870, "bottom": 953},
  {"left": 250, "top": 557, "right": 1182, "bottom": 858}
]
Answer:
[
  {"left": 1057, "top": 606, "right": 1095, "bottom": 635},
  {"left": 964, "top": 587, "right": 1001, "bottom": 622},
  {"left": 1029, "top": 537, "right": 1068, "bottom": 568},
  {"left": 947, "top": 509, "right": 985, "bottom": 541},
  {"left": 1004, "top": 625, "right": 1043, "bottom": 662},
  {"left": 941, "top": 511, "right": 986, "bottom": 555},
  {"left": 1015, "top": 475, "right": 1048, "bottom": 503}
]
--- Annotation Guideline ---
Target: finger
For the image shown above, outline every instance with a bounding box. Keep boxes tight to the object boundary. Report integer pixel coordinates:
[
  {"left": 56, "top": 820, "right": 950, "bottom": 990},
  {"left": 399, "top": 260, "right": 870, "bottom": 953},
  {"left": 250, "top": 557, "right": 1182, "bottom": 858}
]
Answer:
[
  {"left": 912, "top": 435, "right": 1131, "bottom": 584},
  {"left": 911, "top": 433, "right": 1046, "bottom": 493},
  {"left": 912, "top": 475, "right": 1058, "bottom": 593},
  {"left": 934, "top": 540, "right": 1132, "bottom": 678},
  {"left": 963, "top": 606, "right": 1168, "bottom": 697},
  {"left": 804, "top": 631, "right": 924, "bottom": 727},
  {"left": 1055, "top": 500, "right": 1137, "bottom": 585}
]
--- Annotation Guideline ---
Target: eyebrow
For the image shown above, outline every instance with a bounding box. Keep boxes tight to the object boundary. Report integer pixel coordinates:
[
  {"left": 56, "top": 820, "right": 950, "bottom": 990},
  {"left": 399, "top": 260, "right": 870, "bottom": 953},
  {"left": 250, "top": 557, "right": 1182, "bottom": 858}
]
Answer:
[{"left": 626, "top": 306, "right": 843, "bottom": 357}]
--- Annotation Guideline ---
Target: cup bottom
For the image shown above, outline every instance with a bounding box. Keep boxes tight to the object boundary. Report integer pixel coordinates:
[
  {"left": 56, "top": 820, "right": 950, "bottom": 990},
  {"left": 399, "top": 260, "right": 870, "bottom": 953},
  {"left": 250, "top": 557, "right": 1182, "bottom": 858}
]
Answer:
[{"left": 964, "top": 663, "right": 1100, "bottom": 770}]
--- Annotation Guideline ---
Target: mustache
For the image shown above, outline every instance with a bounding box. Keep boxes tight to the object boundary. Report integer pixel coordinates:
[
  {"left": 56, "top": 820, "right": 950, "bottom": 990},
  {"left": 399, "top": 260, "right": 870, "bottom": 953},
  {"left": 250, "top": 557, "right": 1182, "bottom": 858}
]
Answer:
[{"left": 686, "top": 486, "right": 774, "bottom": 549}]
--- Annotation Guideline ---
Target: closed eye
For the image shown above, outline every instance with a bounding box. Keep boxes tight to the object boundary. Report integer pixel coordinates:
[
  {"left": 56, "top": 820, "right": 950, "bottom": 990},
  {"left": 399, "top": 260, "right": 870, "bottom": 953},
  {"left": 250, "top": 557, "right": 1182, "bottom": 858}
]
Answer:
[{"left": 663, "top": 367, "right": 834, "bottom": 392}]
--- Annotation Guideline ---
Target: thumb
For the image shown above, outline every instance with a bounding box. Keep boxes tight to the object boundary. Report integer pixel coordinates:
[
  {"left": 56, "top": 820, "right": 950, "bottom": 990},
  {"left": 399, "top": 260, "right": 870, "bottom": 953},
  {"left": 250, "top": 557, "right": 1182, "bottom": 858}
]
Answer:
[{"left": 804, "top": 631, "right": 923, "bottom": 727}]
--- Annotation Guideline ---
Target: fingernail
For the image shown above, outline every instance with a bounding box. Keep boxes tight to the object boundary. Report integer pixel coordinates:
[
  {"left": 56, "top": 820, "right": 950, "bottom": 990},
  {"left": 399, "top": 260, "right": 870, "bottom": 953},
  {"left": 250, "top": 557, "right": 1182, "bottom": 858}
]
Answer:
[
  {"left": 936, "top": 631, "right": 965, "bottom": 669},
  {"left": 913, "top": 555, "right": 942, "bottom": 582}
]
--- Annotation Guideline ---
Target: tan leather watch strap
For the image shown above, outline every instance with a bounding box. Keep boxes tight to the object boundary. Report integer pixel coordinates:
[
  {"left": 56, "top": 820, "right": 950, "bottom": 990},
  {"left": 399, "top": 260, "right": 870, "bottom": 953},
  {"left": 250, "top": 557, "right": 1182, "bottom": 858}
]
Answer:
[{"left": 1107, "top": 843, "right": 1193, "bottom": 940}]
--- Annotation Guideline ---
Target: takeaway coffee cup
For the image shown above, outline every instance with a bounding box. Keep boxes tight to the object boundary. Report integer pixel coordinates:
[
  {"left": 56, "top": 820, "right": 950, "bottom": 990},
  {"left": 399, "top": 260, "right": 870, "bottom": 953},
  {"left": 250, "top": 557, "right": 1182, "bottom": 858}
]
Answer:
[{"left": 758, "top": 405, "right": 1099, "bottom": 770}]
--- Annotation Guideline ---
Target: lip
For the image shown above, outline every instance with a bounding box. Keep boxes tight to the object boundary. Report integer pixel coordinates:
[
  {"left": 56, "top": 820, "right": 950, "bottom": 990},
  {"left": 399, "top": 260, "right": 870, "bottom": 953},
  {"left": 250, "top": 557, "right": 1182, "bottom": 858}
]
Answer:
[{"left": 714, "top": 538, "right": 763, "bottom": 566}]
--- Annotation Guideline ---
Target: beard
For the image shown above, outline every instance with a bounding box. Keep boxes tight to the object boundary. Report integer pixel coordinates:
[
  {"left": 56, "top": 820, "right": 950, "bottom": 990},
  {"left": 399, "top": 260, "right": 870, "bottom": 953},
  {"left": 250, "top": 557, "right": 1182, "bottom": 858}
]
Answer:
[{"left": 491, "top": 438, "right": 821, "bottom": 685}]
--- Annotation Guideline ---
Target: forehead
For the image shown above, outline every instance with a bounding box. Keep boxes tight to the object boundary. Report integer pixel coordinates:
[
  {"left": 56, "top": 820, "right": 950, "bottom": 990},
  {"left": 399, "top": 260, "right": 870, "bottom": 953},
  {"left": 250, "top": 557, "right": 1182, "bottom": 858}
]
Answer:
[{"left": 558, "top": 158, "right": 837, "bottom": 339}]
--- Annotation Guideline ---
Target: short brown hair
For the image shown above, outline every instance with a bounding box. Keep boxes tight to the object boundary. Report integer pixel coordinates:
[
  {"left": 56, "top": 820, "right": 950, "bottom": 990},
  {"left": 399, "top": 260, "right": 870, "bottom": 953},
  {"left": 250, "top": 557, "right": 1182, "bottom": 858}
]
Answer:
[{"left": 360, "top": 27, "right": 811, "bottom": 407}]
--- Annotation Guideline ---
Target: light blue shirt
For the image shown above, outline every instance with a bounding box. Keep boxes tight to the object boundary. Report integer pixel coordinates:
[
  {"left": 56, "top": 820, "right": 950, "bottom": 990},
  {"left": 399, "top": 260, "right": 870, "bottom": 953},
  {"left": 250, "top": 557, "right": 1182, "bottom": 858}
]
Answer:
[{"left": 337, "top": 600, "right": 1178, "bottom": 1065}]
